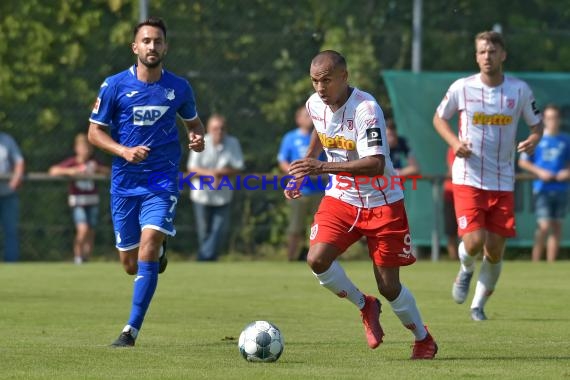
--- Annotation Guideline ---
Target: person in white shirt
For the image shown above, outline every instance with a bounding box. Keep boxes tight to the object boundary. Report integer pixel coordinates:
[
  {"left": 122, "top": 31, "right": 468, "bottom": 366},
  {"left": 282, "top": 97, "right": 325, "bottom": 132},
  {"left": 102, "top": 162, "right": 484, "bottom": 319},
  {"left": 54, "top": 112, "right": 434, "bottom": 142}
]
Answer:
[
  {"left": 286, "top": 50, "right": 437, "bottom": 359},
  {"left": 187, "top": 114, "right": 244, "bottom": 261},
  {"left": 433, "top": 31, "right": 543, "bottom": 321}
]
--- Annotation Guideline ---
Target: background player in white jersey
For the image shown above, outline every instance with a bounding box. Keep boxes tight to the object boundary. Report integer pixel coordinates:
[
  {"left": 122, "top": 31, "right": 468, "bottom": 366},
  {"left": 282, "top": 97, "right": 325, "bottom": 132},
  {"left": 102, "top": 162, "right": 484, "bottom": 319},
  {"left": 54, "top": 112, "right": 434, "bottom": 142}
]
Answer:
[
  {"left": 88, "top": 17, "right": 205, "bottom": 346},
  {"left": 286, "top": 50, "right": 437, "bottom": 359},
  {"left": 433, "top": 31, "right": 543, "bottom": 321}
]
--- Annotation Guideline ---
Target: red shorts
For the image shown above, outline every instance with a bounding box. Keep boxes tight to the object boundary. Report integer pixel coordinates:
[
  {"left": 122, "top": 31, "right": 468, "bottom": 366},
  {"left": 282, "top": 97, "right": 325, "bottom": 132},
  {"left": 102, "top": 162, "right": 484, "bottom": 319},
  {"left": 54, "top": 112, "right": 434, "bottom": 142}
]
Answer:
[
  {"left": 453, "top": 184, "right": 516, "bottom": 237},
  {"left": 309, "top": 196, "right": 415, "bottom": 267}
]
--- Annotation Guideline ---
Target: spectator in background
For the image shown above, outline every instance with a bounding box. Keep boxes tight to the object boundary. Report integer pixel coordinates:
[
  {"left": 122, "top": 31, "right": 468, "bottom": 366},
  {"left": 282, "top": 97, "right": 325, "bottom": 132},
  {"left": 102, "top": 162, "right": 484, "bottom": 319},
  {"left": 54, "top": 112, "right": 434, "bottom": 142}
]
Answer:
[
  {"left": 187, "top": 114, "right": 244, "bottom": 261},
  {"left": 443, "top": 146, "right": 458, "bottom": 260},
  {"left": 385, "top": 118, "right": 420, "bottom": 176},
  {"left": 518, "top": 104, "right": 570, "bottom": 262},
  {"left": 49, "top": 133, "right": 110, "bottom": 264},
  {"left": 278, "top": 106, "right": 325, "bottom": 261},
  {"left": 0, "top": 131, "right": 25, "bottom": 262}
]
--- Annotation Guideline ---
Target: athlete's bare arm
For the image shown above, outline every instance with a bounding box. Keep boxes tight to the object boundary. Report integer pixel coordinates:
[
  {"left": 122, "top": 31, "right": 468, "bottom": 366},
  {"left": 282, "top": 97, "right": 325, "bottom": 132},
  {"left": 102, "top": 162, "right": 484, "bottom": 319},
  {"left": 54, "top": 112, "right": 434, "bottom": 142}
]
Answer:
[
  {"left": 87, "top": 123, "right": 149, "bottom": 163},
  {"left": 184, "top": 117, "right": 205, "bottom": 153},
  {"left": 433, "top": 112, "right": 472, "bottom": 158},
  {"left": 517, "top": 123, "right": 543, "bottom": 155},
  {"left": 289, "top": 154, "right": 385, "bottom": 179},
  {"left": 306, "top": 128, "right": 324, "bottom": 159}
]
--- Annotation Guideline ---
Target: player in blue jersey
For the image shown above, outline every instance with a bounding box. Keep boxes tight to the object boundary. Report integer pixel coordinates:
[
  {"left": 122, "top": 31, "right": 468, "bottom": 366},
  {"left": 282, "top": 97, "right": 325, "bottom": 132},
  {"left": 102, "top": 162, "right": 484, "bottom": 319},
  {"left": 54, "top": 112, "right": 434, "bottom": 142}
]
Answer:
[
  {"left": 88, "top": 16, "right": 205, "bottom": 347},
  {"left": 518, "top": 104, "right": 570, "bottom": 262}
]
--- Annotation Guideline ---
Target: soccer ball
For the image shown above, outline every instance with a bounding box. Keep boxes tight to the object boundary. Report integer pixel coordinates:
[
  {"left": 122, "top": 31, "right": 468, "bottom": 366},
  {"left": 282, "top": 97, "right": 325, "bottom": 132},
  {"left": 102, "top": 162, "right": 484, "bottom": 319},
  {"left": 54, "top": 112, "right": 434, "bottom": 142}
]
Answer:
[{"left": 238, "top": 320, "right": 284, "bottom": 362}]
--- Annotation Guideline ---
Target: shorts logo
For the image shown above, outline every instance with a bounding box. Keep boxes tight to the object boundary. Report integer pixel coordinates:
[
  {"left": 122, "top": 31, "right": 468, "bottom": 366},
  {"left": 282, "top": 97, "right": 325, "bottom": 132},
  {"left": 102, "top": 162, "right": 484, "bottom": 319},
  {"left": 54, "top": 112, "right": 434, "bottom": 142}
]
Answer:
[
  {"left": 310, "top": 224, "right": 318, "bottom": 240},
  {"left": 458, "top": 216, "right": 468, "bottom": 230},
  {"left": 115, "top": 231, "right": 122, "bottom": 244},
  {"left": 366, "top": 128, "right": 382, "bottom": 147},
  {"left": 336, "top": 290, "right": 348, "bottom": 298}
]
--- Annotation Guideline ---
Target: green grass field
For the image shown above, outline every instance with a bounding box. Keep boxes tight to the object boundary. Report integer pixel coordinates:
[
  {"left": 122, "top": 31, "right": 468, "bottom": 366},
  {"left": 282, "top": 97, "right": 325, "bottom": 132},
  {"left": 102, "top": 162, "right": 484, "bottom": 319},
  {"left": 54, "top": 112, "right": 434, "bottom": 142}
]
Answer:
[{"left": 0, "top": 260, "right": 568, "bottom": 379}]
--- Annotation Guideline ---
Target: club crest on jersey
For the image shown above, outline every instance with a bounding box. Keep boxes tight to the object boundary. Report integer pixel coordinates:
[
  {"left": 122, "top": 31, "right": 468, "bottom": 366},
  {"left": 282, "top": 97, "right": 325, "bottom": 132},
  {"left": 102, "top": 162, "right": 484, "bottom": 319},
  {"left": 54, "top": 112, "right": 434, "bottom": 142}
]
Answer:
[
  {"left": 165, "top": 88, "right": 175, "bottom": 101},
  {"left": 133, "top": 106, "right": 170, "bottom": 126},
  {"left": 507, "top": 98, "right": 515, "bottom": 109},
  {"left": 345, "top": 119, "right": 354, "bottom": 130}
]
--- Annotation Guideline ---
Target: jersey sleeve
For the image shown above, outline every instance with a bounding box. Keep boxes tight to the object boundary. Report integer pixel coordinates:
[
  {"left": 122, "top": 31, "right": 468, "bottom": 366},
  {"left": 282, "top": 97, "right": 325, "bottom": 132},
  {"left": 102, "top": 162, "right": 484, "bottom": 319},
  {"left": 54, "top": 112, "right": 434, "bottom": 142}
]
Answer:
[
  {"left": 5, "top": 135, "right": 24, "bottom": 163},
  {"left": 520, "top": 82, "right": 542, "bottom": 127},
  {"left": 178, "top": 81, "right": 198, "bottom": 121},
  {"left": 436, "top": 79, "right": 462, "bottom": 120},
  {"left": 89, "top": 80, "right": 116, "bottom": 126},
  {"left": 354, "top": 101, "right": 386, "bottom": 158}
]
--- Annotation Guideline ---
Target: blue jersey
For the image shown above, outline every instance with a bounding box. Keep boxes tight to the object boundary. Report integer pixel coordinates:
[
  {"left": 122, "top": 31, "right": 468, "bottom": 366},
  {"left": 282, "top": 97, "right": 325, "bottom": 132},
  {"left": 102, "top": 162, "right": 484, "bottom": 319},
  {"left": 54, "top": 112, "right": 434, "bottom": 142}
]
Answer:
[
  {"left": 277, "top": 129, "right": 326, "bottom": 196},
  {"left": 522, "top": 133, "right": 570, "bottom": 193},
  {"left": 89, "top": 65, "right": 197, "bottom": 196}
]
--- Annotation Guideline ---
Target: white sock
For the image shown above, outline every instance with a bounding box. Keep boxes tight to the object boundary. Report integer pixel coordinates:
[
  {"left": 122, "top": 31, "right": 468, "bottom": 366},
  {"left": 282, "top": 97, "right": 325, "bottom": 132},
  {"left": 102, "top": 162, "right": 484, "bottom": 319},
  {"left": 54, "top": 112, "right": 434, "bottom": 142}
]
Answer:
[
  {"left": 459, "top": 241, "right": 475, "bottom": 273},
  {"left": 123, "top": 324, "right": 139, "bottom": 339},
  {"left": 471, "top": 257, "right": 502, "bottom": 310},
  {"left": 388, "top": 286, "right": 428, "bottom": 341},
  {"left": 313, "top": 261, "right": 366, "bottom": 309}
]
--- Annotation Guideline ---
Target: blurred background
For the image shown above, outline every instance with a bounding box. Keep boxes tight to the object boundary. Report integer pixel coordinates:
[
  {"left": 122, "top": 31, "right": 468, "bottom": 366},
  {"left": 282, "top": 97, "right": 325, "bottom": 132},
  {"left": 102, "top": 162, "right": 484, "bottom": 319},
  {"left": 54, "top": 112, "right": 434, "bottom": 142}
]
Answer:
[{"left": 1, "top": 0, "right": 570, "bottom": 261}]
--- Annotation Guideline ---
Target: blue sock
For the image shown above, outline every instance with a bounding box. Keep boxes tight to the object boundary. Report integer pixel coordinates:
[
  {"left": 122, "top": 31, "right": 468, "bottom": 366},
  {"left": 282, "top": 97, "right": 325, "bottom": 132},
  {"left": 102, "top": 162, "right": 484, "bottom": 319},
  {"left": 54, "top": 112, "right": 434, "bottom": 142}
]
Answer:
[{"left": 127, "top": 261, "right": 159, "bottom": 331}]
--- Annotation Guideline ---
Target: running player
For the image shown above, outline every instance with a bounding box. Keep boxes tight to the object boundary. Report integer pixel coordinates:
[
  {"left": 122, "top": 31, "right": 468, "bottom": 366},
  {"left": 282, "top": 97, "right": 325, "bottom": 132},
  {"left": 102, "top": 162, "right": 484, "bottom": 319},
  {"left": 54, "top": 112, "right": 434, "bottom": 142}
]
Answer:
[
  {"left": 433, "top": 31, "right": 543, "bottom": 321},
  {"left": 286, "top": 50, "right": 437, "bottom": 359},
  {"left": 88, "top": 17, "right": 205, "bottom": 346}
]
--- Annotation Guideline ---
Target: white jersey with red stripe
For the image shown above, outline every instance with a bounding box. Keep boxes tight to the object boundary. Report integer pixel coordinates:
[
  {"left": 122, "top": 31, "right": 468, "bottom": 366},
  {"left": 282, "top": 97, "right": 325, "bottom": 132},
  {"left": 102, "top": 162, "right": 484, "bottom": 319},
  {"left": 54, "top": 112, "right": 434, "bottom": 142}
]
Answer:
[
  {"left": 437, "top": 74, "right": 542, "bottom": 191},
  {"left": 306, "top": 87, "right": 403, "bottom": 208}
]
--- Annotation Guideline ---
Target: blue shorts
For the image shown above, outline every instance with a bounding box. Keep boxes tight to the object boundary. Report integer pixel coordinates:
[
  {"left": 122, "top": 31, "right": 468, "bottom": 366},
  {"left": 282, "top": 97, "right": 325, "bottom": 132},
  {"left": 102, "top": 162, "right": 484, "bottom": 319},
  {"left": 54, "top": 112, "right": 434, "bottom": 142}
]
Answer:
[
  {"left": 111, "top": 192, "right": 179, "bottom": 251},
  {"left": 72, "top": 205, "right": 99, "bottom": 227},
  {"left": 534, "top": 191, "right": 568, "bottom": 221}
]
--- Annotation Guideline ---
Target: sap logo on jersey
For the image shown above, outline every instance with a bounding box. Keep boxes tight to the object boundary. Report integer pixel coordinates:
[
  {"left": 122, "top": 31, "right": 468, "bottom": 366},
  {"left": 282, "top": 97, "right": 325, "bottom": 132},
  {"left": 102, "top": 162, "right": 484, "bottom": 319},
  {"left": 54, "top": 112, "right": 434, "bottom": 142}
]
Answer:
[{"left": 133, "top": 106, "right": 170, "bottom": 126}]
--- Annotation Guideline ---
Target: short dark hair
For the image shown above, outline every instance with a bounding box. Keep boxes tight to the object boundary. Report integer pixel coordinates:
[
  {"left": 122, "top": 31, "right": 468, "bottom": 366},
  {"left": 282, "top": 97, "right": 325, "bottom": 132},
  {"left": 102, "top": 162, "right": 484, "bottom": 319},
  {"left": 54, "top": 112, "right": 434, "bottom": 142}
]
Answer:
[
  {"left": 475, "top": 31, "right": 505, "bottom": 50},
  {"left": 133, "top": 16, "right": 167, "bottom": 39},
  {"left": 311, "top": 50, "right": 347, "bottom": 71}
]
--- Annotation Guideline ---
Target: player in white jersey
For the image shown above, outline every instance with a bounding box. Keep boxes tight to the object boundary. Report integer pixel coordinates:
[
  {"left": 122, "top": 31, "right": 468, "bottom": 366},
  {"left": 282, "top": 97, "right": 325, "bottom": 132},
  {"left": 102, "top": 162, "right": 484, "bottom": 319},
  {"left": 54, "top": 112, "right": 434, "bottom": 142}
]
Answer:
[
  {"left": 286, "top": 50, "right": 437, "bottom": 359},
  {"left": 433, "top": 31, "right": 543, "bottom": 321}
]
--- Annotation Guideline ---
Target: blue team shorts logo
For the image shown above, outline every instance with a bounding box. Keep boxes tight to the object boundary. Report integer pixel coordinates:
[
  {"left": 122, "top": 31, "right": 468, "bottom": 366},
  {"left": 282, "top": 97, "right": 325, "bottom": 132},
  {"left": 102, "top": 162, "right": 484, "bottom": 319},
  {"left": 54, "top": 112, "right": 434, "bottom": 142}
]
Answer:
[{"left": 133, "top": 106, "right": 170, "bottom": 126}]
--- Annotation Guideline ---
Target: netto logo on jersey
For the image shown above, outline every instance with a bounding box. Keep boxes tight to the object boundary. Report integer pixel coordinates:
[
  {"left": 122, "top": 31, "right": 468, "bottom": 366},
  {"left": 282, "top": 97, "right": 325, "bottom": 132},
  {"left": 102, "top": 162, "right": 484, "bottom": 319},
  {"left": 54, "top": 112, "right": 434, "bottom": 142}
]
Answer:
[
  {"left": 317, "top": 132, "right": 356, "bottom": 150},
  {"left": 472, "top": 112, "right": 513, "bottom": 126},
  {"left": 133, "top": 106, "right": 170, "bottom": 126}
]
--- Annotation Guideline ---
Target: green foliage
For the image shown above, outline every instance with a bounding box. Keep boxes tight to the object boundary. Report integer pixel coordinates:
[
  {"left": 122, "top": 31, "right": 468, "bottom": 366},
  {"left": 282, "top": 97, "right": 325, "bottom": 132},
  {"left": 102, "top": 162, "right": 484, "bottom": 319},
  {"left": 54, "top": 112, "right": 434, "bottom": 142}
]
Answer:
[{"left": 3, "top": 0, "right": 570, "bottom": 257}]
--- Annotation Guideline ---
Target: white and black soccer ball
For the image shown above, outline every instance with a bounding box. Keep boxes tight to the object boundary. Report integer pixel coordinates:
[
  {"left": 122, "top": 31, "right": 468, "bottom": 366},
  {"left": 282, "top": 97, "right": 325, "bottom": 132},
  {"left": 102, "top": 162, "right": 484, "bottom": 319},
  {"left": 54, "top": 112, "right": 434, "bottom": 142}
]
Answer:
[{"left": 238, "top": 320, "right": 284, "bottom": 362}]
